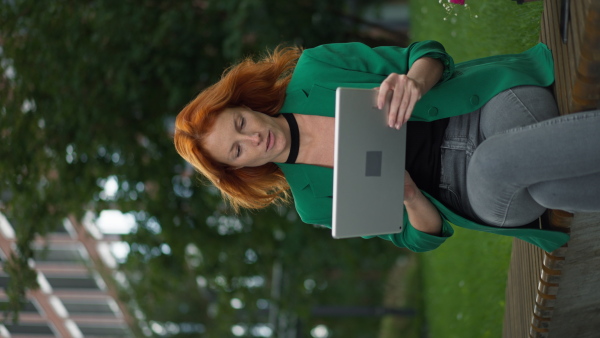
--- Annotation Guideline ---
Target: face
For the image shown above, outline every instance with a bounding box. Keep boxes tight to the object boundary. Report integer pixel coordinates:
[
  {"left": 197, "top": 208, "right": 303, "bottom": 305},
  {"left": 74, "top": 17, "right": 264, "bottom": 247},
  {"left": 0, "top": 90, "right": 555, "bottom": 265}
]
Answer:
[{"left": 204, "top": 106, "right": 290, "bottom": 168}]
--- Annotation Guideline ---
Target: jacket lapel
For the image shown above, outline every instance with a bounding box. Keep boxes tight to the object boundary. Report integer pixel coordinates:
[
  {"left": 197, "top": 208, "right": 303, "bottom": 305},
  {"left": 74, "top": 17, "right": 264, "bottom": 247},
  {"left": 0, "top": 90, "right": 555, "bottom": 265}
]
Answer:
[
  {"left": 277, "top": 163, "right": 333, "bottom": 198},
  {"left": 302, "top": 85, "right": 335, "bottom": 117},
  {"left": 280, "top": 84, "right": 336, "bottom": 117}
]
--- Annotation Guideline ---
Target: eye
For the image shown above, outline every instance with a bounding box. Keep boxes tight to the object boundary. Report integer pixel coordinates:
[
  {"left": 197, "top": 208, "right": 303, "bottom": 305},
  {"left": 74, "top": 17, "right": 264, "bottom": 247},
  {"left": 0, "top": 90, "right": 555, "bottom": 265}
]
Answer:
[
  {"left": 240, "top": 117, "right": 245, "bottom": 129},
  {"left": 236, "top": 144, "right": 241, "bottom": 158}
]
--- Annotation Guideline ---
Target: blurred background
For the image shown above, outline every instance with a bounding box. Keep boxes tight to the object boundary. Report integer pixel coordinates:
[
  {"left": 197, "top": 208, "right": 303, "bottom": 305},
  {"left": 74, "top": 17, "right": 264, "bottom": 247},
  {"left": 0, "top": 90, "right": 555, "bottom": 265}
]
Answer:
[{"left": 0, "top": 0, "right": 544, "bottom": 337}]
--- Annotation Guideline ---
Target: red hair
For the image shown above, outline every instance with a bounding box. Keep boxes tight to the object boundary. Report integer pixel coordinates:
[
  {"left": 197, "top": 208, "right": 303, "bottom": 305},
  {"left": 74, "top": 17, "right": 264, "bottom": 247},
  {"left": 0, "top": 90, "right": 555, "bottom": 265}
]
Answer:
[{"left": 174, "top": 46, "right": 302, "bottom": 211}]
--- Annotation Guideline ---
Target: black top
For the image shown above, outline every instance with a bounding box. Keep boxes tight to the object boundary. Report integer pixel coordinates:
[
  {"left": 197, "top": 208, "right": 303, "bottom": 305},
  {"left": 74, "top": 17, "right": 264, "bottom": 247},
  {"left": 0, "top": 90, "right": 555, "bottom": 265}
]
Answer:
[
  {"left": 405, "top": 119, "right": 450, "bottom": 199},
  {"left": 281, "top": 113, "right": 300, "bottom": 164}
]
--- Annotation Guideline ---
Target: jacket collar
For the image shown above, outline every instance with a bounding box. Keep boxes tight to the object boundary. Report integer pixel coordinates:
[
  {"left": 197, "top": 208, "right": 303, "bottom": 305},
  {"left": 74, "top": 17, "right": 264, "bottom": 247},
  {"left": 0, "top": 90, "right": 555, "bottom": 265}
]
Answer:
[
  {"left": 277, "top": 162, "right": 333, "bottom": 198},
  {"left": 280, "top": 84, "right": 336, "bottom": 117}
]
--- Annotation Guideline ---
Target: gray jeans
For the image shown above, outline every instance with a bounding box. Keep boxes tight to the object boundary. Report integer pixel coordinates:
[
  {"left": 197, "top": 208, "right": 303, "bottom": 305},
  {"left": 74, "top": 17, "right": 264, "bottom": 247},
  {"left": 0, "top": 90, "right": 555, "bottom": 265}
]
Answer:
[{"left": 439, "top": 86, "right": 600, "bottom": 227}]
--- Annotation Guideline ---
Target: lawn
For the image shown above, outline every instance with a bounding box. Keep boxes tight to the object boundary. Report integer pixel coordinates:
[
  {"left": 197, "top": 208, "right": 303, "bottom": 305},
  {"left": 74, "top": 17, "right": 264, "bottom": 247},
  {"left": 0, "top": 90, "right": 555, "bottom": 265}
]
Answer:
[
  {"left": 410, "top": 0, "right": 544, "bottom": 62},
  {"left": 419, "top": 229, "right": 513, "bottom": 338},
  {"left": 380, "top": 1, "right": 545, "bottom": 337}
]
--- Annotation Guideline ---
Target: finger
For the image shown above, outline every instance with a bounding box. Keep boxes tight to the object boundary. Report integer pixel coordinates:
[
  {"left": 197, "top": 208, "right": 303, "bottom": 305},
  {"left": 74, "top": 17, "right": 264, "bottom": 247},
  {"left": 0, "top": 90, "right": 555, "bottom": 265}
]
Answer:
[
  {"left": 377, "top": 85, "right": 390, "bottom": 110},
  {"left": 396, "top": 84, "right": 412, "bottom": 129},
  {"left": 389, "top": 77, "right": 406, "bottom": 128},
  {"left": 377, "top": 74, "right": 395, "bottom": 109},
  {"left": 396, "top": 78, "right": 409, "bottom": 123}
]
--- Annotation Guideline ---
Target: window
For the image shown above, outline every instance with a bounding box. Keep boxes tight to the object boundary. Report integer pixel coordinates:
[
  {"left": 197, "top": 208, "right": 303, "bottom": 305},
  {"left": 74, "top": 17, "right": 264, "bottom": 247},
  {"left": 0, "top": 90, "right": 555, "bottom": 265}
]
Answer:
[
  {"left": 3, "top": 323, "right": 55, "bottom": 335},
  {"left": 45, "top": 275, "right": 100, "bottom": 290},
  {"left": 0, "top": 274, "right": 9, "bottom": 288},
  {"left": 0, "top": 299, "right": 40, "bottom": 315},
  {"left": 77, "top": 324, "right": 131, "bottom": 337},
  {"left": 61, "top": 299, "right": 117, "bottom": 316},
  {"left": 33, "top": 246, "right": 85, "bottom": 264}
]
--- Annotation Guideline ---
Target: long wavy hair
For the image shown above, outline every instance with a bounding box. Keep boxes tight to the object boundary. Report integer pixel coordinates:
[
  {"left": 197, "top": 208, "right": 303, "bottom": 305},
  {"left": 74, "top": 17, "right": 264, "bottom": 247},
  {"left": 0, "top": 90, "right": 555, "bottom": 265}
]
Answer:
[{"left": 174, "top": 46, "right": 302, "bottom": 211}]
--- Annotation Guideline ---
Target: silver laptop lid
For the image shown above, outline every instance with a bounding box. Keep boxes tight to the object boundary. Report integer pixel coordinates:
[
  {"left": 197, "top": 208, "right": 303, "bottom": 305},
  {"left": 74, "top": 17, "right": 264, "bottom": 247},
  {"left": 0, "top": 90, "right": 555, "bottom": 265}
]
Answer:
[{"left": 333, "top": 88, "right": 406, "bottom": 238}]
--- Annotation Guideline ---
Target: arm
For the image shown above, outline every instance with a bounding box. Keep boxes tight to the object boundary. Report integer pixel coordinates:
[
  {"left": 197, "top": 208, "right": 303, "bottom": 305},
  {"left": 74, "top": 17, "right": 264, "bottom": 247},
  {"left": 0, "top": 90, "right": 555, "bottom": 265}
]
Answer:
[
  {"left": 377, "top": 57, "right": 444, "bottom": 129},
  {"left": 360, "top": 171, "right": 448, "bottom": 252},
  {"left": 403, "top": 170, "right": 442, "bottom": 235}
]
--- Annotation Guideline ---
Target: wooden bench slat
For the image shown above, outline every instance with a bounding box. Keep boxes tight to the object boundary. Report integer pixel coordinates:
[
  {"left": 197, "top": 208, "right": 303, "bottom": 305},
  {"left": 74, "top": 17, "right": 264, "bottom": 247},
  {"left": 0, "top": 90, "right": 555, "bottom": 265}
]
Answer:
[{"left": 503, "top": 1, "right": 597, "bottom": 337}]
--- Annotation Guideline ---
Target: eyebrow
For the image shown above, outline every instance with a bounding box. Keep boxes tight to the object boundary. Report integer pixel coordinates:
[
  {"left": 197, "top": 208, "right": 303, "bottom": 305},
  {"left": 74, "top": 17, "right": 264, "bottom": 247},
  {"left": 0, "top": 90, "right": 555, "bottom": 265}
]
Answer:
[{"left": 227, "top": 112, "right": 238, "bottom": 162}]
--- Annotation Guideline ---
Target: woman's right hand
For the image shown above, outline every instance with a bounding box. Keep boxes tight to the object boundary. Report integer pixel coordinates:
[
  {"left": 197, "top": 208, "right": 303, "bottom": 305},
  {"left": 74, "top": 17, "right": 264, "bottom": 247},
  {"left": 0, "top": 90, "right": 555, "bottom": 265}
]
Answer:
[
  {"left": 376, "top": 73, "right": 424, "bottom": 130},
  {"left": 376, "top": 57, "right": 444, "bottom": 130}
]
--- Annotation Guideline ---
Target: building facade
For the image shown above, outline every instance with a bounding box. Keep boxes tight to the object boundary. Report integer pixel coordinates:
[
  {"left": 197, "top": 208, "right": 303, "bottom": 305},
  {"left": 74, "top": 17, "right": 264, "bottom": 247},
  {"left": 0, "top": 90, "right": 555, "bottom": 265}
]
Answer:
[{"left": 0, "top": 212, "right": 135, "bottom": 338}]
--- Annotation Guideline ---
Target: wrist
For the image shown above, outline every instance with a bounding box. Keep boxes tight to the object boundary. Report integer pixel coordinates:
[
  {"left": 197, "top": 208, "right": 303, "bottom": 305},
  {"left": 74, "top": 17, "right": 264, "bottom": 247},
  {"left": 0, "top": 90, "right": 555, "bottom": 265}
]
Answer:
[
  {"left": 410, "top": 77, "right": 426, "bottom": 94},
  {"left": 404, "top": 189, "right": 426, "bottom": 208}
]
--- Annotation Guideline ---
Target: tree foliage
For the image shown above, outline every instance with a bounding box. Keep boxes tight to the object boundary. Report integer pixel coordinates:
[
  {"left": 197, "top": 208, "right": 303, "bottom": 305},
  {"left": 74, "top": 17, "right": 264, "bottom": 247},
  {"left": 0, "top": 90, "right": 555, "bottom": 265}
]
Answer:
[{"left": 1, "top": 0, "right": 409, "bottom": 335}]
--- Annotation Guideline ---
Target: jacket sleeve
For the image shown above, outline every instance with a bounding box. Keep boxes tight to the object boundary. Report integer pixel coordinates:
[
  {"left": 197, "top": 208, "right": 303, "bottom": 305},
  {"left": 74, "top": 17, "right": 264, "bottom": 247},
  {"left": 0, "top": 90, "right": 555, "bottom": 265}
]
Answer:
[
  {"left": 364, "top": 211, "right": 454, "bottom": 252},
  {"left": 362, "top": 190, "right": 455, "bottom": 252},
  {"left": 297, "top": 195, "right": 455, "bottom": 253},
  {"left": 301, "top": 40, "right": 455, "bottom": 83}
]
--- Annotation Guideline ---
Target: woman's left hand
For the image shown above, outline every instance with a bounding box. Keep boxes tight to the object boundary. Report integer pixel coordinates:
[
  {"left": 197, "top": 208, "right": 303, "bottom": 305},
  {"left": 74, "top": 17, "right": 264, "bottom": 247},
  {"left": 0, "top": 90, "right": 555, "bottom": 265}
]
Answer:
[{"left": 376, "top": 73, "right": 424, "bottom": 130}]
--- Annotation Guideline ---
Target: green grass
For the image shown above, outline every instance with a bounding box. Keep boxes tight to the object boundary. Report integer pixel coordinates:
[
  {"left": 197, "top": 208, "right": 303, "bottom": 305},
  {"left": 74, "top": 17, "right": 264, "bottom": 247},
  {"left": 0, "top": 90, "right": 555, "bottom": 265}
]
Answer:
[
  {"left": 420, "top": 228, "right": 512, "bottom": 338},
  {"left": 378, "top": 254, "right": 425, "bottom": 338},
  {"left": 379, "top": 1, "right": 545, "bottom": 337},
  {"left": 379, "top": 231, "right": 512, "bottom": 338},
  {"left": 410, "top": 0, "right": 544, "bottom": 62}
]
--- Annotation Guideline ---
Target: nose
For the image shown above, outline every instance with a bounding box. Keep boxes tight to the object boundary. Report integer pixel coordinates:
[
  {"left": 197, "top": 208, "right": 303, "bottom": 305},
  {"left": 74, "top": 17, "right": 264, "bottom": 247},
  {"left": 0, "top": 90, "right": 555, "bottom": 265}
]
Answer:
[{"left": 242, "top": 132, "right": 261, "bottom": 146}]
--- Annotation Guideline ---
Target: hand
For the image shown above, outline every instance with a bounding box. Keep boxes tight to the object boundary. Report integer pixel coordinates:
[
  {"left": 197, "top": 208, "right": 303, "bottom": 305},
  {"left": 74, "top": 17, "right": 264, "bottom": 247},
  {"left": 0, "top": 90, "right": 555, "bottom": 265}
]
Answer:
[
  {"left": 376, "top": 73, "right": 424, "bottom": 130},
  {"left": 403, "top": 170, "right": 420, "bottom": 206}
]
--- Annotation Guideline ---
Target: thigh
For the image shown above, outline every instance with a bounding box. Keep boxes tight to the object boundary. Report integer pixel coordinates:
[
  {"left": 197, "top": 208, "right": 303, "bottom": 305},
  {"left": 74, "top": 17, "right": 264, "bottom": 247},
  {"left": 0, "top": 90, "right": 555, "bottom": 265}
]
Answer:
[
  {"left": 479, "top": 86, "right": 559, "bottom": 138},
  {"left": 438, "top": 110, "right": 485, "bottom": 222},
  {"left": 464, "top": 86, "right": 559, "bottom": 226},
  {"left": 466, "top": 110, "right": 600, "bottom": 226}
]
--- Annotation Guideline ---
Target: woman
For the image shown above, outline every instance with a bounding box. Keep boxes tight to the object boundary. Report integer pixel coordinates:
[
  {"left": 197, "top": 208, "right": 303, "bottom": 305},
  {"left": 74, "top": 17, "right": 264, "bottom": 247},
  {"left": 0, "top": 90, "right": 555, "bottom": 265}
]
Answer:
[{"left": 174, "top": 40, "right": 600, "bottom": 252}]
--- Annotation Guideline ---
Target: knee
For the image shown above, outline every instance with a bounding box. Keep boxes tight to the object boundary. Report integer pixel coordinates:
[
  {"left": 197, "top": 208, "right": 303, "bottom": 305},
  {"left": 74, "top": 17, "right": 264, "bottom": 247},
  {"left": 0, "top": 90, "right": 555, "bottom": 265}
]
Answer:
[
  {"left": 476, "top": 211, "right": 541, "bottom": 228},
  {"left": 528, "top": 182, "right": 564, "bottom": 210},
  {"left": 509, "top": 86, "right": 559, "bottom": 122},
  {"left": 468, "top": 186, "right": 545, "bottom": 228},
  {"left": 479, "top": 86, "right": 559, "bottom": 138}
]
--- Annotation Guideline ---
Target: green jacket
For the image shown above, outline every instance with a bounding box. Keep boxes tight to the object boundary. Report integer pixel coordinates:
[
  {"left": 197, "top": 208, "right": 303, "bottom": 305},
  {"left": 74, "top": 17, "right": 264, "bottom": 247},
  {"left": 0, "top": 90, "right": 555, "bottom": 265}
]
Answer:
[{"left": 276, "top": 40, "right": 570, "bottom": 252}]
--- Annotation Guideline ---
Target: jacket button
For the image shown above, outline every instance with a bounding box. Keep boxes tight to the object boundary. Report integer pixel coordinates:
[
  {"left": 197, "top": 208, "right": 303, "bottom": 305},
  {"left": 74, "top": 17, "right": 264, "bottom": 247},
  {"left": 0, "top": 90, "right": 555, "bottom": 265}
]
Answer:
[
  {"left": 428, "top": 107, "right": 439, "bottom": 116},
  {"left": 470, "top": 95, "right": 480, "bottom": 105}
]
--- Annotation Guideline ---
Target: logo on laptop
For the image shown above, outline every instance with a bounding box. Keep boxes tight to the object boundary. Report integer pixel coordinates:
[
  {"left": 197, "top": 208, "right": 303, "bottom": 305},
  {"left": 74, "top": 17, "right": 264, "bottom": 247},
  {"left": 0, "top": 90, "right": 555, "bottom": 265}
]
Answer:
[{"left": 365, "top": 151, "right": 382, "bottom": 177}]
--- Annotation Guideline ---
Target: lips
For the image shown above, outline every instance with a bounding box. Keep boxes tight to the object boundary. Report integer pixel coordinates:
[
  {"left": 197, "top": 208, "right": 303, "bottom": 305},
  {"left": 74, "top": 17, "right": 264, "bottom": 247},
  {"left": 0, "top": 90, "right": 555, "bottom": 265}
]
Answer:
[{"left": 266, "top": 131, "right": 272, "bottom": 151}]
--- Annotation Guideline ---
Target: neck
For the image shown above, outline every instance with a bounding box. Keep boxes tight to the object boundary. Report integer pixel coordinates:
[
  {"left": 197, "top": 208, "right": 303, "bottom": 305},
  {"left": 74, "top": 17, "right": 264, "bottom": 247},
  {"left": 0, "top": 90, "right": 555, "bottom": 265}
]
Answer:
[{"left": 293, "top": 114, "right": 335, "bottom": 168}]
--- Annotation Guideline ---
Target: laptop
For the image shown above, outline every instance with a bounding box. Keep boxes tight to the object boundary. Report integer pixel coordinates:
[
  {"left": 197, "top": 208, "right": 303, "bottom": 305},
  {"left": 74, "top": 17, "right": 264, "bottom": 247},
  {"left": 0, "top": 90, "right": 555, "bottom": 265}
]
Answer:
[{"left": 332, "top": 87, "right": 407, "bottom": 238}]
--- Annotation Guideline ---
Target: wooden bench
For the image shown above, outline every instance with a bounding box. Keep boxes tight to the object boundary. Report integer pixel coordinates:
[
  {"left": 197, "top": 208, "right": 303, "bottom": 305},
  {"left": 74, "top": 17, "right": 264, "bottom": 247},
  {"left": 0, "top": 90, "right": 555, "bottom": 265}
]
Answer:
[{"left": 502, "top": 1, "right": 600, "bottom": 337}]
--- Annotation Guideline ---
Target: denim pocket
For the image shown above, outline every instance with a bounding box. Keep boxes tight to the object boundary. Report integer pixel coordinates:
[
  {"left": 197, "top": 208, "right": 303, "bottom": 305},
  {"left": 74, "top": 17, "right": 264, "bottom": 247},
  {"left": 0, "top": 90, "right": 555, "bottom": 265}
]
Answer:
[{"left": 438, "top": 183, "right": 463, "bottom": 214}]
